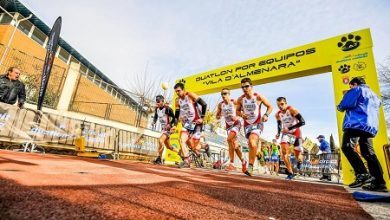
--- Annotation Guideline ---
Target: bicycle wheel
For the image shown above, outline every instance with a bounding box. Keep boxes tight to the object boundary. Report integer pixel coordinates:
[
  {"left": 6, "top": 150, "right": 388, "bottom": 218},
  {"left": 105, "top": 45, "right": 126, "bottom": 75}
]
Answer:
[{"left": 6, "top": 144, "right": 25, "bottom": 152}]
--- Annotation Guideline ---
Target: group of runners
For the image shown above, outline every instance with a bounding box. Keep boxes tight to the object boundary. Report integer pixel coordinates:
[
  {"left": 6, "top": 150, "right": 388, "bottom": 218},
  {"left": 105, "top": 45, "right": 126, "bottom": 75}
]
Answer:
[{"left": 152, "top": 77, "right": 306, "bottom": 179}]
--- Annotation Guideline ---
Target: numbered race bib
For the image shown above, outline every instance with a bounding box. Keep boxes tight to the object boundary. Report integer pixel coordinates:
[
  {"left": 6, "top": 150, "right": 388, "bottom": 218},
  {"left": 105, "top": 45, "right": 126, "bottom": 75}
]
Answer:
[{"left": 183, "top": 122, "right": 196, "bottom": 131}]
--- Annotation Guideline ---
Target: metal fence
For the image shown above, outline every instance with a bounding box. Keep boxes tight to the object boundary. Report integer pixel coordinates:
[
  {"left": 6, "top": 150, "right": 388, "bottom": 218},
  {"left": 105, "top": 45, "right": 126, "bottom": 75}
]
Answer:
[
  {"left": 0, "top": 44, "right": 67, "bottom": 108},
  {"left": 0, "top": 102, "right": 159, "bottom": 157}
]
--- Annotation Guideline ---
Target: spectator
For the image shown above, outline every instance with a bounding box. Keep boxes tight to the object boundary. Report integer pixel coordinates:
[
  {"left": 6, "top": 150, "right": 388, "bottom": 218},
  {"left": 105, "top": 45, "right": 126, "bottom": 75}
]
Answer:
[
  {"left": 0, "top": 67, "right": 26, "bottom": 108},
  {"left": 317, "top": 135, "right": 331, "bottom": 181},
  {"left": 337, "top": 77, "right": 387, "bottom": 192}
]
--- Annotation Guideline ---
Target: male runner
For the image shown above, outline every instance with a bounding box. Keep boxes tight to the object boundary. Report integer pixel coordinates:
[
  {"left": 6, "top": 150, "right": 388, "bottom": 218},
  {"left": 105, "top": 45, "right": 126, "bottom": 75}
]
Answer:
[
  {"left": 262, "top": 144, "right": 271, "bottom": 174},
  {"left": 215, "top": 88, "right": 248, "bottom": 173},
  {"left": 270, "top": 139, "right": 280, "bottom": 175},
  {"left": 152, "top": 95, "right": 178, "bottom": 165},
  {"left": 236, "top": 78, "right": 273, "bottom": 176},
  {"left": 173, "top": 82, "right": 207, "bottom": 168},
  {"left": 275, "top": 97, "right": 306, "bottom": 180}
]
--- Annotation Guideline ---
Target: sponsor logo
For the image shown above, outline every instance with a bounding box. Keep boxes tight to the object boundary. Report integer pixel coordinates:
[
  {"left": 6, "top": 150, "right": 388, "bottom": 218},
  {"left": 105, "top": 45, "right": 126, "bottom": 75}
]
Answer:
[
  {"left": 353, "top": 61, "right": 367, "bottom": 71},
  {"left": 342, "top": 76, "right": 350, "bottom": 84},
  {"left": 337, "top": 34, "right": 361, "bottom": 51},
  {"left": 338, "top": 64, "right": 351, "bottom": 74}
]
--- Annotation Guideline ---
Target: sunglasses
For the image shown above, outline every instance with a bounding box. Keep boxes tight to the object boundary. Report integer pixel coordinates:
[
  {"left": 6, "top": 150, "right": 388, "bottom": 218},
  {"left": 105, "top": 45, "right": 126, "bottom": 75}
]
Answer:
[
  {"left": 241, "top": 85, "right": 251, "bottom": 89},
  {"left": 221, "top": 92, "right": 229, "bottom": 96}
]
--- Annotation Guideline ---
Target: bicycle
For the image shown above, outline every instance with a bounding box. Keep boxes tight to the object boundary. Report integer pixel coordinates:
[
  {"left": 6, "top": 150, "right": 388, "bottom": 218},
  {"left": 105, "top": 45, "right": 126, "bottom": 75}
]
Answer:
[{"left": 6, "top": 142, "right": 45, "bottom": 154}]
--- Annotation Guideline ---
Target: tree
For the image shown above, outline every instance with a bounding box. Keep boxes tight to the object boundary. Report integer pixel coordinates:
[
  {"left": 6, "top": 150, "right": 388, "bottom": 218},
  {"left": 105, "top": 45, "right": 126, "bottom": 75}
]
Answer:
[
  {"left": 329, "top": 133, "right": 336, "bottom": 153},
  {"left": 378, "top": 57, "right": 390, "bottom": 130}
]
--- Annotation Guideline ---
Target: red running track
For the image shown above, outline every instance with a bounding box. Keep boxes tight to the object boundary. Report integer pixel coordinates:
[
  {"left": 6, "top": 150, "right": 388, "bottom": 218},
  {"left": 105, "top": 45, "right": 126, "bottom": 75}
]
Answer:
[{"left": 0, "top": 150, "right": 372, "bottom": 219}]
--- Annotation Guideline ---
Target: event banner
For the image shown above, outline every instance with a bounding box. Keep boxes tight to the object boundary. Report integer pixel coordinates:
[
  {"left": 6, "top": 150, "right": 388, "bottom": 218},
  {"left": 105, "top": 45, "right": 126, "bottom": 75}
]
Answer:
[{"left": 37, "top": 17, "right": 62, "bottom": 110}]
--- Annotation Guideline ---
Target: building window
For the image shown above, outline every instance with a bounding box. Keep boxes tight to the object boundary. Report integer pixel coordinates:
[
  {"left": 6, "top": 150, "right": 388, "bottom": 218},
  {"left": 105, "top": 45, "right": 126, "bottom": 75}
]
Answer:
[
  {"left": 80, "top": 64, "right": 87, "bottom": 75},
  {"left": 31, "top": 28, "right": 47, "bottom": 46},
  {"left": 58, "top": 47, "right": 70, "bottom": 63},
  {"left": 17, "top": 20, "right": 33, "bottom": 35},
  {"left": 0, "top": 13, "right": 13, "bottom": 24}
]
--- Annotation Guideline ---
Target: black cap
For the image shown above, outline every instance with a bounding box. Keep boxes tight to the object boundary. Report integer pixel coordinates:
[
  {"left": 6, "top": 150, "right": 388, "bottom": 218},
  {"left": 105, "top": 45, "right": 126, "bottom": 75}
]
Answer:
[{"left": 317, "top": 135, "right": 325, "bottom": 139}]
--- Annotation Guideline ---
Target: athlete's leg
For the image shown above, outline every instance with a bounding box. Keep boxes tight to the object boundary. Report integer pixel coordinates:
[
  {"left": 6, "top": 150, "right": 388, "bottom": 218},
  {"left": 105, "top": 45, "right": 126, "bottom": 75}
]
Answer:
[
  {"left": 179, "top": 131, "right": 190, "bottom": 158},
  {"left": 164, "top": 135, "right": 178, "bottom": 153},
  {"left": 158, "top": 134, "right": 166, "bottom": 157},
  {"left": 281, "top": 143, "right": 293, "bottom": 174},
  {"left": 227, "top": 131, "right": 237, "bottom": 163}
]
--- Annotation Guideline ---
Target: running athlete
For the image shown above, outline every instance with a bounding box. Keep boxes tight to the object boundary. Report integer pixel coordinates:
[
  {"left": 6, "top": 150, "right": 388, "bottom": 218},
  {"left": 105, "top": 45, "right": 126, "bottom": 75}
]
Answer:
[
  {"left": 262, "top": 144, "right": 271, "bottom": 174},
  {"left": 236, "top": 78, "right": 273, "bottom": 176},
  {"left": 215, "top": 88, "right": 248, "bottom": 173},
  {"left": 275, "top": 97, "right": 306, "bottom": 180},
  {"left": 270, "top": 139, "right": 280, "bottom": 175},
  {"left": 152, "top": 95, "right": 178, "bottom": 165},
  {"left": 173, "top": 82, "right": 207, "bottom": 168}
]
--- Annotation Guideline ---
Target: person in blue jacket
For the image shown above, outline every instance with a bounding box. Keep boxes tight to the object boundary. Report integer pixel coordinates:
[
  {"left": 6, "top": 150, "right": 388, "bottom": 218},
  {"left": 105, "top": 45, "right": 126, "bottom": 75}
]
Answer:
[
  {"left": 317, "top": 135, "right": 332, "bottom": 181},
  {"left": 337, "top": 77, "right": 387, "bottom": 192}
]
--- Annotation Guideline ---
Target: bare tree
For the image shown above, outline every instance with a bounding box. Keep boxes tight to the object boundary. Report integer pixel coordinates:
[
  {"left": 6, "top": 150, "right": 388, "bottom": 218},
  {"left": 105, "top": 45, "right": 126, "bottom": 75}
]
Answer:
[{"left": 378, "top": 57, "right": 390, "bottom": 130}]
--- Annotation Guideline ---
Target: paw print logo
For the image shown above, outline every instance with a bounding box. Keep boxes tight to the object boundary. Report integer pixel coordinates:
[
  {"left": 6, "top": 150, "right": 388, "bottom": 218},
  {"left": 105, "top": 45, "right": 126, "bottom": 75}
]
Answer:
[
  {"left": 353, "top": 61, "right": 367, "bottom": 71},
  {"left": 178, "top": 79, "right": 186, "bottom": 84},
  {"left": 337, "top": 34, "right": 361, "bottom": 51},
  {"left": 338, "top": 64, "right": 351, "bottom": 74}
]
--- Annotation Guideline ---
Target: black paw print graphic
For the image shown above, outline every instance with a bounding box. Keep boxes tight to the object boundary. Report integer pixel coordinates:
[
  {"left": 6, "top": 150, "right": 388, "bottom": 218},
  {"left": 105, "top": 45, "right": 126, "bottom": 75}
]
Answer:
[
  {"left": 338, "top": 64, "right": 351, "bottom": 74},
  {"left": 337, "top": 34, "right": 361, "bottom": 51},
  {"left": 178, "top": 79, "right": 186, "bottom": 84}
]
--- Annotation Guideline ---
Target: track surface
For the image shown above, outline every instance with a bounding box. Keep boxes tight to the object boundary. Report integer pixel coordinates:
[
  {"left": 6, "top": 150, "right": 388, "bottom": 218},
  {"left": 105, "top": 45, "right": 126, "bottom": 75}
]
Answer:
[{"left": 0, "top": 150, "right": 372, "bottom": 220}]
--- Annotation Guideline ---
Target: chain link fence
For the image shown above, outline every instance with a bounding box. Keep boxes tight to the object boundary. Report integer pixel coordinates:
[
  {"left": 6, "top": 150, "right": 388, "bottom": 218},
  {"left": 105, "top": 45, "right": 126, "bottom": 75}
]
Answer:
[{"left": 0, "top": 43, "right": 67, "bottom": 108}]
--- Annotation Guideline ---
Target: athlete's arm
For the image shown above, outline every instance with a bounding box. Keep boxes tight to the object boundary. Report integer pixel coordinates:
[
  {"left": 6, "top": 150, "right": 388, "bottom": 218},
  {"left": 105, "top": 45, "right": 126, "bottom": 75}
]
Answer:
[
  {"left": 167, "top": 107, "right": 176, "bottom": 126},
  {"left": 188, "top": 92, "right": 207, "bottom": 119},
  {"left": 152, "top": 108, "right": 158, "bottom": 124},
  {"left": 174, "top": 98, "right": 180, "bottom": 126},
  {"left": 216, "top": 102, "right": 222, "bottom": 120},
  {"left": 288, "top": 107, "right": 305, "bottom": 130},
  {"left": 276, "top": 113, "right": 282, "bottom": 138},
  {"left": 235, "top": 96, "right": 244, "bottom": 118},
  {"left": 257, "top": 94, "right": 273, "bottom": 122}
]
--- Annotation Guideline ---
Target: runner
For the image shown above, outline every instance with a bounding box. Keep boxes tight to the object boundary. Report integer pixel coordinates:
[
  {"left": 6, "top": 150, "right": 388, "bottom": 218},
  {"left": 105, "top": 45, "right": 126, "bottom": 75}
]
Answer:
[
  {"left": 236, "top": 78, "right": 273, "bottom": 176},
  {"left": 275, "top": 97, "right": 306, "bottom": 180},
  {"left": 215, "top": 88, "right": 248, "bottom": 173},
  {"left": 173, "top": 82, "right": 207, "bottom": 168},
  {"left": 152, "top": 95, "right": 178, "bottom": 165},
  {"left": 270, "top": 139, "right": 281, "bottom": 176},
  {"left": 262, "top": 144, "right": 271, "bottom": 174}
]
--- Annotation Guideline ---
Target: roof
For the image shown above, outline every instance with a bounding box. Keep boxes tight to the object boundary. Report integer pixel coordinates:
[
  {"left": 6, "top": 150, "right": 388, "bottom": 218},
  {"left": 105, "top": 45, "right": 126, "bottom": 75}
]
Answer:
[{"left": 0, "top": 0, "right": 139, "bottom": 106}]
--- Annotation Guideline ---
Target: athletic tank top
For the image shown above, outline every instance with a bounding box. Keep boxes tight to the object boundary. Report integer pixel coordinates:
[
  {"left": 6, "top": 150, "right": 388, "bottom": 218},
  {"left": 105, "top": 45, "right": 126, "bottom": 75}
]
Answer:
[
  {"left": 156, "top": 107, "right": 169, "bottom": 127},
  {"left": 262, "top": 148, "right": 269, "bottom": 156},
  {"left": 178, "top": 93, "right": 200, "bottom": 124},
  {"left": 220, "top": 99, "right": 237, "bottom": 127},
  {"left": 241, "top": 93, "right": 261, "bottom": 126},
  {"left": 277, "top": 106, "right": 301, "bottom": 136},
  {"left": 271, "top": 144, "right": 279, "bottom": 155}
]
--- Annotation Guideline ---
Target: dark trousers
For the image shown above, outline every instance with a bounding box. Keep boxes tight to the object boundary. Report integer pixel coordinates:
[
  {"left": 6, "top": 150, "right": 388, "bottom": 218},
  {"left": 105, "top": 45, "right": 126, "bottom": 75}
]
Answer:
[
  {"left": 320, "top": 153, "right": 331, "bottom": 178},
  {"left": 341, "top": 128, "right": 385, "bottom": 184}
]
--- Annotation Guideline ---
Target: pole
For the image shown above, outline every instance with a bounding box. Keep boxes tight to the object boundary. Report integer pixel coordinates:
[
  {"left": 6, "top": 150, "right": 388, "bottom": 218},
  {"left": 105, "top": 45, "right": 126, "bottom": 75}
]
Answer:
[{"left": 0, "top": 6, "right": 32, "bottom": 66}]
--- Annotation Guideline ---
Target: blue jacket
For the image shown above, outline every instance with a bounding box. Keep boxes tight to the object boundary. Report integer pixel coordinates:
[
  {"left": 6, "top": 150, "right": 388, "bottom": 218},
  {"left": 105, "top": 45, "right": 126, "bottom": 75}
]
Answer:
[
  {"left": 337, "top": 85, "right": 381, "bottom": 136},
  {"left": 319, "top": 139, "right": 331, "bottom": 153}
]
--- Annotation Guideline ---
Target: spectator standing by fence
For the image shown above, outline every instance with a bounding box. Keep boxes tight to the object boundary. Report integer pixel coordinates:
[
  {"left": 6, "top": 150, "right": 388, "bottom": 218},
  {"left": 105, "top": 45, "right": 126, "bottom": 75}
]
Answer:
[
  {"left": 317, "top": 135, "right": 332, "bottom": 181},
  {"left": 0, "top": 67, "right": 26, "bottom": 108}
]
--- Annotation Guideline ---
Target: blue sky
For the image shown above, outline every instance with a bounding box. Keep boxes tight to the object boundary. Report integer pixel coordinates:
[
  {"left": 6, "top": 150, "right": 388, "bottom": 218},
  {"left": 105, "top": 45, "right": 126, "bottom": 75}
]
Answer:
[{"left": 21, "top": 0, "right": 390, "bottom": 143}]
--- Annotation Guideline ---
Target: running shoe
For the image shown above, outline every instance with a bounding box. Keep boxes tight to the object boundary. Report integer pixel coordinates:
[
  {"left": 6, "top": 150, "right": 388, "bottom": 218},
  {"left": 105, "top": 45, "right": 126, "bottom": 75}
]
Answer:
[
  {"left": 245, "top": 164, "right": 253, "bottom": 176},
  {"left": 225, "top": 163, "right": 237, "bottom": 172},
  {"left": 153, "top": 156, "right": 162, "bottom": 165},
  {"left": 286, "top": 173, "right": 295, "bottom": 180},
  {"left": 241, "top": 160, "right": 248, "bottom": 173},
  {"left": 178, "top": 158, "right": 191, "bottom": 168},
  {"left": 362, "top": 182, "right": 388, "bottom": 192},
  {"left": 348, "top": 174, "right": 371, "bottom": 188}
]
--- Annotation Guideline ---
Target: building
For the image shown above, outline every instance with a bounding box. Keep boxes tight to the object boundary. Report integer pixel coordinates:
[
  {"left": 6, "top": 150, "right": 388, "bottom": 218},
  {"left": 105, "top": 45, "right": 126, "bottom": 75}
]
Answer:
[{"left": 0, "top": 0, "right": 148, "bottom": 127}]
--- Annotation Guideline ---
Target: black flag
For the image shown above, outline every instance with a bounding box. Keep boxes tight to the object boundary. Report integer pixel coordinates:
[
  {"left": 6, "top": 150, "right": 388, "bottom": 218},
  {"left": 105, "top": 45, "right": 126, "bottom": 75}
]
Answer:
[{"left": 37, "top": 16, "right": 62, "bottom": 110}]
